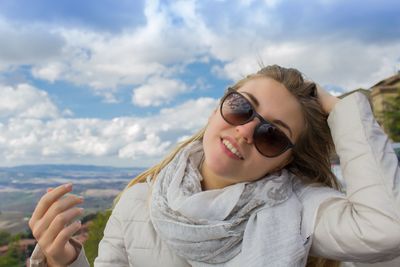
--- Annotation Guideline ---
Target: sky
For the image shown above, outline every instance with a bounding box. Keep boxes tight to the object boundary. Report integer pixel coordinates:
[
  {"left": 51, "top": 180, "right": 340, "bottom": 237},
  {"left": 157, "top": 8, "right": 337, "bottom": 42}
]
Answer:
[{"left": 0, "top": 0, "right": 399, "bottom": 168}]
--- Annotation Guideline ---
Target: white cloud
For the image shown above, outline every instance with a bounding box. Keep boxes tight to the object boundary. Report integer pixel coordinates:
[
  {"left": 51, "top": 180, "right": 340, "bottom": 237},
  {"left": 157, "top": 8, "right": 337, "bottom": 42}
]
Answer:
[
  {"left": 36, "top": 1, "right": 209, "bottom": 95},
  {"left": 0, "top": 84, "right": 60, "bottom": 120},
  {"left": 32, "top": 62, "right": 65, "bottom": 82},
  {"left": 118, "top": 133, "right": 171, "bottom": 159},
  {"left": 0, "top": 87, "right": 218, "bottom": 167},
  {"left": 1, "top": 1, "right": 397, "bottom": 98},
  {"left": 0, "top": 2, "right": 210, "bottom": 101},
  {"left": 132, "top": 76, "right": 189, "bottom": 107},
  {"left": 152, "top": 97, "right": 217, "bottom": 132},
  {"left": 213, "top": 40, "right": 400, "bottom": 91},
  {"left": 0, "top": 18, "right": 64, "bottom": 70}
]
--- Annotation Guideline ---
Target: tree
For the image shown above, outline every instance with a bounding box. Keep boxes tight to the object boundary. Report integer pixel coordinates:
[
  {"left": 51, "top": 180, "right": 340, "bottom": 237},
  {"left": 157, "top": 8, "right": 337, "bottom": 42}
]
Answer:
[
  {"left": 0, "top": 234, "right": 25, "bottom": 267},
  {"left": 84, "top": 209, "right": 112, "bottom": 266},
  {"left": 0, "top": 230, "right": 11, "bottom": 246},
  {"left": 382, "top": 88, "right": 400, "bottom": 142}
]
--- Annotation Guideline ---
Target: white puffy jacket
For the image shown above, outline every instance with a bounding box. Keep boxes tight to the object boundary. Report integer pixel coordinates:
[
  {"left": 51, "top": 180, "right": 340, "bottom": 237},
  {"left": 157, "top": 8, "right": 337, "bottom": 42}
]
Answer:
[{"left": 30, "top": 92, "right": 400, "bottom": 266}]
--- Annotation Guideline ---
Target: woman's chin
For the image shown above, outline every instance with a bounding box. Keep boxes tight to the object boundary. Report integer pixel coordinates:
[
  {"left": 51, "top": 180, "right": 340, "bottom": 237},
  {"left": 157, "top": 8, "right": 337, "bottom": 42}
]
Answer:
[{"left": 204, "top": 157, "right": 234, "bottom": 176}]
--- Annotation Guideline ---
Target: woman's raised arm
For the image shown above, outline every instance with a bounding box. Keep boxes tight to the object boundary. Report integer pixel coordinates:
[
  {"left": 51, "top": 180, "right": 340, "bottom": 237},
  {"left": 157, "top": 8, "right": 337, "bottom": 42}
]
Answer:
[{"left": 311, "top": 91, "right": 400, "bottom": 262}]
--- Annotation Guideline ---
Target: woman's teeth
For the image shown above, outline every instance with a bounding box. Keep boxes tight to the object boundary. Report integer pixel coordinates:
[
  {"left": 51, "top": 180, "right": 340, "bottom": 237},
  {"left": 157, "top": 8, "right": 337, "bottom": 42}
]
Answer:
[{"left": 222, "top": 139, "right": 243, "bottom": 159}]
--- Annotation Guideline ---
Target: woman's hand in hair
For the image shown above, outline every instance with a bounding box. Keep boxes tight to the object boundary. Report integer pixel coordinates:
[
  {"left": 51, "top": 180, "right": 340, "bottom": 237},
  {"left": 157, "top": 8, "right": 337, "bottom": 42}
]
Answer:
[
  {"left": 29, "top": 183, "right": 84, "bottom": 267},
  {"left": 315, "top": 83, "right": 339, "bottom": 115}
]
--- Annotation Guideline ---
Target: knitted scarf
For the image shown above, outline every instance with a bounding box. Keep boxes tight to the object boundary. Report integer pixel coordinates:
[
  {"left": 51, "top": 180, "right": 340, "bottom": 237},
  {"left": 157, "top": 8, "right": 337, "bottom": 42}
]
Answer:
[{"left": 150, "top": 141, "right": 307, "bottom": 266}]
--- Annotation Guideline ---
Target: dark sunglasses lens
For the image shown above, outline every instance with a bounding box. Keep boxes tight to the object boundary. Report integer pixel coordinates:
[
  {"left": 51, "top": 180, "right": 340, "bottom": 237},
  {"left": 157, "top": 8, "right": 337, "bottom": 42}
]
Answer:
[
  {"left": 221, "top": 93, "right": 253, "bottom": 124},
  {"left": 254, "top": 124, "right": 289, "bottom": 157}
]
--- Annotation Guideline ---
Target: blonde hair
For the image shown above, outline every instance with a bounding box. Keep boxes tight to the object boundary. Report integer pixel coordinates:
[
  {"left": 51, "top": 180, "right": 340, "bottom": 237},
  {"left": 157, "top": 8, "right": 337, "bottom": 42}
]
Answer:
[{"left": 114, "top": 65, "right": 341, "bottom": 267}]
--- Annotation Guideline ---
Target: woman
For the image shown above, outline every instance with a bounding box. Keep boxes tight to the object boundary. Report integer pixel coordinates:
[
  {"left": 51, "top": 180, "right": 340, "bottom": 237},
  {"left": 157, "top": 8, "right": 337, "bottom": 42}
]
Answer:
[{"left": 29, "top": 65, "right": 400, "bottom": 267}]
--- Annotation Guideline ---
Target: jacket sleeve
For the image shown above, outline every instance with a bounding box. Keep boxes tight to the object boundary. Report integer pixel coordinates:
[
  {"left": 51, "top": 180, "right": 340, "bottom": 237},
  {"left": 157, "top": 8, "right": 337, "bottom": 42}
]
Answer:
[
  {"left": 310, "top": 92, "right": 400, "bottom": 262},
  {"left": 29, "top": 238, "right": 89, "bottom": 267}
]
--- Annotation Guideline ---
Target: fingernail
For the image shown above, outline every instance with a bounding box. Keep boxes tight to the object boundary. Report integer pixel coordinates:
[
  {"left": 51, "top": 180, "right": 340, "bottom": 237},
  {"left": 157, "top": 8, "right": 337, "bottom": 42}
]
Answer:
[
  {"left": 64, "top": 183, "right": 72, "bottom": 190},
  {"left": 47, "top": 187, "right": 53, "bottom": 192},
  {"left": 78, "top": 208, "right": 84, "bottom": 214}
]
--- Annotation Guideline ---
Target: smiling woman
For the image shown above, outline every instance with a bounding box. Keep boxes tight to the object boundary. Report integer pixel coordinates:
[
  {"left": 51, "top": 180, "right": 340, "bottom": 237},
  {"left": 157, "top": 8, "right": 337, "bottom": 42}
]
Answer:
[{"left": 28, "top": 65, "right": 400, "bottom": 267}]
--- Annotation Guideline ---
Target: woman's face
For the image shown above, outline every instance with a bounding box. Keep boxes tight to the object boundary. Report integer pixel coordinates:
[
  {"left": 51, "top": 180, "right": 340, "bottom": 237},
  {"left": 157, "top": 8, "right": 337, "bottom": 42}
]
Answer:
[{"left": 202, "top": 77, "right": 305, "bottom": 188}]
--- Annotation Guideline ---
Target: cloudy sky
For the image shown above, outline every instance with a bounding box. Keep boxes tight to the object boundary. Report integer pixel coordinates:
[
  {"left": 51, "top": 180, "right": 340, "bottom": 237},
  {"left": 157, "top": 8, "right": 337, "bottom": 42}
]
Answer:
[{"left": 0, "top": 0, "right": 399, "bottom": 167}]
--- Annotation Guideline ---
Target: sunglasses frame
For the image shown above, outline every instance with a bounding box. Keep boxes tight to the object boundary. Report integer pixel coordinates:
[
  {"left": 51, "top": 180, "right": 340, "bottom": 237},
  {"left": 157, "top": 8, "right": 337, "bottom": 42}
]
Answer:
[{"left": 220, "top": 88, "right": 295, "bottom": 158}]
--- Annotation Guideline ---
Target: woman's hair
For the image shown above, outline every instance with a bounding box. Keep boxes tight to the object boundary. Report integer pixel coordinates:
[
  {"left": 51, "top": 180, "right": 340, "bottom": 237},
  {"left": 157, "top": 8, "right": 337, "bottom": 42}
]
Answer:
[{"left": 115, "top": 64, "right": 341, "bottom": 267}]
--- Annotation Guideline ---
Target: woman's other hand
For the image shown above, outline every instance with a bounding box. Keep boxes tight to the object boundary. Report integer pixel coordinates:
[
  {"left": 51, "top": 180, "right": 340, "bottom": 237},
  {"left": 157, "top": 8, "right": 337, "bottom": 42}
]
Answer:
[
  {"left": 315, "top": 83, "right": 340, "bottom": 115},
  {"left": 29, "top": 183, "right": 84, "bottom": 267}
]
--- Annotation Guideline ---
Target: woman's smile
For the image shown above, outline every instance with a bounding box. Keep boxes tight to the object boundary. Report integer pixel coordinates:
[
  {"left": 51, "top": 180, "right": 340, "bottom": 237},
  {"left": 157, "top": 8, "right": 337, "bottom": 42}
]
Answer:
[{"left": 220, "top": 137, "right": 244, "bottom": 160}]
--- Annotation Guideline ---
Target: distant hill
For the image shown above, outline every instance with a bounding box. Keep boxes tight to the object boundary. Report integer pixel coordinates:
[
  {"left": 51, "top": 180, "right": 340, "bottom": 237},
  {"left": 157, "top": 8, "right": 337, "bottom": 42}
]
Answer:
[
  {"left": 0, "top": 164, "right": 144, "bottom": 174},
  {"left": 0, "top": 164, "right": 146, "bottom": 180}
]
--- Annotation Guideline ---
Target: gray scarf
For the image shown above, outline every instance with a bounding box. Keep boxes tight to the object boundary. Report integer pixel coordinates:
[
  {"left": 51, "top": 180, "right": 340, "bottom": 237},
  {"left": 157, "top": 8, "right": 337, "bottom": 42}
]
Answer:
[{"left": 150, "top": 141, "right": 307, "bottom": 266}]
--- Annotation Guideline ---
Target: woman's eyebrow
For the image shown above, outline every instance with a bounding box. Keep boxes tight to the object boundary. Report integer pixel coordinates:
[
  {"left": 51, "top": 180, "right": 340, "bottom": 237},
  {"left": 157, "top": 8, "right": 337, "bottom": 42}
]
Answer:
[
  {"left": 241, "top": 91, "right": 260, "bottom": 107},
  {"left": 272, "top": 119, "right": 293, "bottom": 138},
  {"left": 241, "top": 91, "right": 293, "bottom": 138}
]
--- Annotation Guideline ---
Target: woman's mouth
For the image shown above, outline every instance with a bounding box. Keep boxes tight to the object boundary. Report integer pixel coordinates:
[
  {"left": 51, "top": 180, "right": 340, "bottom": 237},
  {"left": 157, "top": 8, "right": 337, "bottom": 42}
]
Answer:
[{"left": 221, "top": 138, "right": 244, "bottom": 160}]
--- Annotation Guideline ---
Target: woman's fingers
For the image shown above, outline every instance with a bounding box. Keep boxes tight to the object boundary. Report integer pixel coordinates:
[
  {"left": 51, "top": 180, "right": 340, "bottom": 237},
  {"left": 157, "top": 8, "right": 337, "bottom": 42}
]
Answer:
[
  {"left": 30, "top": 183, "right": 73, "bottom": 228},
  {"left": 32, "top": 194, "right": 84, "bottom": 240},
  {"left": 52, "top": 220, "right": 82, "bottom": 252},
  {"left": 315, "top": 83, "right": 339, "bottom": 114},
  {"left": 38, "top": 206, "right": 84, "bottom": 249},
  {"left": 40, "top": 219, "right": 83, "bottom": 266},
  {"left": 29, "top": 183, "right": 86, "bottom": 266}
]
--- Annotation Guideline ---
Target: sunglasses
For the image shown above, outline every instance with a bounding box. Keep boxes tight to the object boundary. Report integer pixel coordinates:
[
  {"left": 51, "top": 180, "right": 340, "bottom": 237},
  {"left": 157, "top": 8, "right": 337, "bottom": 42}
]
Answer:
[{"left": 220, "top": 88, "right": 294, "bottom": 157}]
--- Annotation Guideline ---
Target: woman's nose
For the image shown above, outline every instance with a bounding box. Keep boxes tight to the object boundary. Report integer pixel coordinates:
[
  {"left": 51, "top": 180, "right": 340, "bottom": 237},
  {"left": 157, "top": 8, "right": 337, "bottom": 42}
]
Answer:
[{"left": 235, "top": 119, "right": 259, "bottom": 143}]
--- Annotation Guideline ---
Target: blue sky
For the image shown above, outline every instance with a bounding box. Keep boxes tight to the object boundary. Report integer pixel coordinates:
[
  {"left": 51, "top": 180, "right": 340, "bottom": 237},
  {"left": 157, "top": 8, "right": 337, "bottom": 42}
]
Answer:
[{"left": 0, "top": 0, "right": 399, "bottom": 167}]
